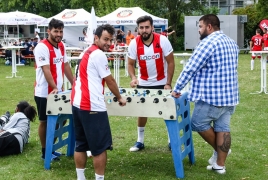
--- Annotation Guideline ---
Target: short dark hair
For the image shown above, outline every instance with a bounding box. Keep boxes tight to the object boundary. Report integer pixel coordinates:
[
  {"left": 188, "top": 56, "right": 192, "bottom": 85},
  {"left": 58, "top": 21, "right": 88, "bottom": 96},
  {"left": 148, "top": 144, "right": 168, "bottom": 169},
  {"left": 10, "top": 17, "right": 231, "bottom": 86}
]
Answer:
[
  {"left": 95, "top": 24, "right": 115, "bottom": 38},
  {"left": 256, "top": 28, "right": 261, "bottom": 33},
  {"left": 48, "top": 18, "right": 64, "bottom": 30},
  {"left": 199, "top": 14, "right": 220, "bottom": 30},
  {"left": 117, "top": 39, "right": 122, "bottom": 43},
  {"left": 136, "top": 15, "right": 153, "bottom": 26}
]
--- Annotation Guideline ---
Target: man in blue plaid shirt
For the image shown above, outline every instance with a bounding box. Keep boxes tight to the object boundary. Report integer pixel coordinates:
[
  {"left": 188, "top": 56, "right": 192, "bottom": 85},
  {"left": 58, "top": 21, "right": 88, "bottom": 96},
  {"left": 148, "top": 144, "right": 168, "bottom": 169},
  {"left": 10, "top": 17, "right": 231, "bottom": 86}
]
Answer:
[{"left": 172, "top": 14, "right": 239, "bottom": 174}]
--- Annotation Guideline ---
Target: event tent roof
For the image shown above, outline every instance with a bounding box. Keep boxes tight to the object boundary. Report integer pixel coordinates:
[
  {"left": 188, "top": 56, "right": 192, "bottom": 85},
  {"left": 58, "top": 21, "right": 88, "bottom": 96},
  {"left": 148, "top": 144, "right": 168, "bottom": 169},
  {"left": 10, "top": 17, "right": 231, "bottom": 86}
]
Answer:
[
  {"left": 98, "top": 7, "right": 168, "bottom": 26},
  {"left": 0, "top": 11, "right": 46, "bottom": 25},
  {"left": 43, "top": 8, "right": 99, "bottom": 26}
]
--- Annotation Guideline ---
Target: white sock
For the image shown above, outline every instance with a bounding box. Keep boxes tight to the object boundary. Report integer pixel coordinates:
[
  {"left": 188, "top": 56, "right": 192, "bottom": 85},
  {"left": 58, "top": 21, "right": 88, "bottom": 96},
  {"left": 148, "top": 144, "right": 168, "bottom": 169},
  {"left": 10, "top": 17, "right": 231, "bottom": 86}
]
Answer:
[
  {"left": 76, "top": 168, "right": 86, "bottom": 180},
  {"left": 137, "top": 127, "right": 145, "bottom": 143},
  {"left": 251, "top": 60, "right": 254, "bottom": 70},
  {"left": 213, "top": 162, "right": 225, "bottom": 169},
  {"left": 95, "top": 173, "right": 104, "bottom": 180},
  {"left": 213, "top": 150, "right": 217, "bottom": 156}
]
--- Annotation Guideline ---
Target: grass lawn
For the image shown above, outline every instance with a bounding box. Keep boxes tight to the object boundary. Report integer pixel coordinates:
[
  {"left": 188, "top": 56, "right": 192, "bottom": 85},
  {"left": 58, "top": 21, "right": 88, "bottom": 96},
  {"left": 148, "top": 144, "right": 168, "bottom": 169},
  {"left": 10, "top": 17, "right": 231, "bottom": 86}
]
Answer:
[{"left": 0, "top": 53, "right": 267, "bottom": 180}]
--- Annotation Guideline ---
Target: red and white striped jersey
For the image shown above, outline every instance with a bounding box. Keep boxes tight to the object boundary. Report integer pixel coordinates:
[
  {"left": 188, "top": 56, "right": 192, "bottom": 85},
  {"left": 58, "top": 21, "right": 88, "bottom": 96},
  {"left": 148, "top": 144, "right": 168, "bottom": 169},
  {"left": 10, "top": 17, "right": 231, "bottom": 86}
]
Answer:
[
  {"left": 34, "top": 39, "right": 67, "bottom": 97},
  {"left": 128, "top": 33, "right": 173, "bottom": 86},
  {"left": 251, "top": 34, "right": 263, "bottom": 51},
  {"left": 71, "top": 45, "right": 111, "bottom": 111}
]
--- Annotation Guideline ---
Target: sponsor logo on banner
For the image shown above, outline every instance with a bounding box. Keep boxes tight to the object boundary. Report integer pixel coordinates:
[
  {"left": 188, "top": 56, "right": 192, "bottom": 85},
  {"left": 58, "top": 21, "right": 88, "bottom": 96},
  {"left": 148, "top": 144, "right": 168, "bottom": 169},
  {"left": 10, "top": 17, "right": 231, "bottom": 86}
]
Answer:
[
  {"left": 62, "top": 11, "right": 77, "bottom": 19},
  {"left": 97, "top": 21, "right": 108, "bottom": 24},
  {"left": 53, "top": 57, "right": 64, "bottom": 64},
  {"left": 15, "top": 18, "right": 28, "bottom": 21},
  {"left": 117, "top": 10, "right": 133, "bottom": 18},
  {"left": 64, "top": 21, "right": 75, "bottom": 24},
  {"left": 259, "top": 19, "right": 268, "bottom": 30},
  {"left": 121, "top": 20, "right": 133, "bottom": 24},
  {"left": 116, "top": 20, "right": 120, "bottom": 24},
  {"left": 16, "top": 14, "right": 26, "bottom": 17},
  {"left": 84, "top": 21, "right": 88, "bottom": 24},
  {"left": 153, "top": 20, "right": 159, "bottom": 24},
  {"left": 108, "top": 21, "right": 115, "bottom": 24},
  {"left": 140, "top": 53, "right": 160, "bottom": 60}
]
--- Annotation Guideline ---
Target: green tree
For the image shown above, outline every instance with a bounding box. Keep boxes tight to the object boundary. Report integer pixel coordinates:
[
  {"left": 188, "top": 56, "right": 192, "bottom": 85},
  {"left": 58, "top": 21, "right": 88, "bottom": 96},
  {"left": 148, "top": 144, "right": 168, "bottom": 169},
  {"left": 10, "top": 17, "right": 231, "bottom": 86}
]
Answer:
[
  {"left": 256, "top": 0, "right": 268, "bottom": 19},
  {"left": 233, "top": 5, "right": 260, "bottom": 47}
]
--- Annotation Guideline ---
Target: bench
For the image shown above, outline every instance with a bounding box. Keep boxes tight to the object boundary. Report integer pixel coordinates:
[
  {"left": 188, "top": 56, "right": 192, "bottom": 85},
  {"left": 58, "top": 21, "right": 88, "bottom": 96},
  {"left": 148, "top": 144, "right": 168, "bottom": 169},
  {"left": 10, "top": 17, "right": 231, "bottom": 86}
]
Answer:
[{"left": 24, "top": 55, "right": 35, "bottom": 66}]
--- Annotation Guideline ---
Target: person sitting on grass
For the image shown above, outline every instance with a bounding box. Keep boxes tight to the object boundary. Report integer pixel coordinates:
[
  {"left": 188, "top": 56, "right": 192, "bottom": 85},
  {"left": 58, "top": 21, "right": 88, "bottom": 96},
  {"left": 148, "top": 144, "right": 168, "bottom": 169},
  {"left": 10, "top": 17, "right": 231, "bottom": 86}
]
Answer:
[{"left": 0, "top": 101, "right": 37, "bottom": 156}]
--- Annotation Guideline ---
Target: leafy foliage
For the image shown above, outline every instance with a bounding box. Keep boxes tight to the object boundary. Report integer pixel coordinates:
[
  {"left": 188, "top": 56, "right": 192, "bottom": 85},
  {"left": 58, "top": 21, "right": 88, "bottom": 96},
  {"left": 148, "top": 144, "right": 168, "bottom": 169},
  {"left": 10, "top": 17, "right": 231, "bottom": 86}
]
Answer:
[
  {"left": 256, "top": 0, "right": 268, "bottom": 20},
  {"left": 233, "top": 5, "right": 260, "bottom": 46}
]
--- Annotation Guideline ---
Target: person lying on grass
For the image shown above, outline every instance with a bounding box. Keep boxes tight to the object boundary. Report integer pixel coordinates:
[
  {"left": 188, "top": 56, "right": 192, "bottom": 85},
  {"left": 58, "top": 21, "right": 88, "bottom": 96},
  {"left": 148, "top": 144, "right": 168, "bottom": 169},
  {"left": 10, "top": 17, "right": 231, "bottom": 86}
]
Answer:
[{"left": 0, "top": 101, "right": 37, "bottom": 156}]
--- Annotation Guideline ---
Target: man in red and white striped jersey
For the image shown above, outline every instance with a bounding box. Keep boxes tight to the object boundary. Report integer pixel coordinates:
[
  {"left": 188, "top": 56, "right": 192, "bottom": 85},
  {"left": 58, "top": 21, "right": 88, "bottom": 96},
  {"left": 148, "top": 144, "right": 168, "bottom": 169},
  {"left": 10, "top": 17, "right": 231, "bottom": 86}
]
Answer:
[
  {"left": 34, "top": 18, "right": 74, "bottom": 161},
  {"left": 71, "top": 24, "right": 126, "bottom": 180},
  {"left": 128, "top": 15, "right": 175, "bottom": 152}
]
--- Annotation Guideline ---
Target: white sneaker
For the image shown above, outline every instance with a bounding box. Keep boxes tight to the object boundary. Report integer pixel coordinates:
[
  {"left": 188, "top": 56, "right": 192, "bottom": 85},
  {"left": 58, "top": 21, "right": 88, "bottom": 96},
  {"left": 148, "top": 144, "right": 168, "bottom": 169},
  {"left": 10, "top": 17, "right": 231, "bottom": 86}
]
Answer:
[
  {"left": 208, "top": 149, "right": 231, "bottom": 165},
  {"left": 207, "top": 164, "right": 226, "bottom": 174}
]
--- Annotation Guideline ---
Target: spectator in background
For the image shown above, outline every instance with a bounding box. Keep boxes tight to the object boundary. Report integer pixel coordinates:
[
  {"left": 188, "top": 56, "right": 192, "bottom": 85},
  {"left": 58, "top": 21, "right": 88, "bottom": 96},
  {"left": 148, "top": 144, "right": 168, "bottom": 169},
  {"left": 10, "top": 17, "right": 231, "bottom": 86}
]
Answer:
[
  {"left": 116, "top": 29, "right": 124, "bottom": 42},
  {"left": 35, "top": 31, "right": 40, "bottom": 42},
  {"left": 250, "top": 28, "right": 263, "bottom": 70},
  {"left": 0, "top": 101, "right": 37, "bottom": 156},
  {"left": 161, "top": 26, "right": 175, "bottom": 37},
  {"left": 126, "top": 30, "right": 135, "bottom": 46},
  {"left": 21, "top": 39, "right": 32, "bottom": 55},
  {"left": 262, "top": 27, "right": 268, "bottom": 62},
  {"left": 32, "top": 37, "right": 38, "bottom": 51},
  {"left": 133, "top": 27, "right": 139, "bottom": 37}
]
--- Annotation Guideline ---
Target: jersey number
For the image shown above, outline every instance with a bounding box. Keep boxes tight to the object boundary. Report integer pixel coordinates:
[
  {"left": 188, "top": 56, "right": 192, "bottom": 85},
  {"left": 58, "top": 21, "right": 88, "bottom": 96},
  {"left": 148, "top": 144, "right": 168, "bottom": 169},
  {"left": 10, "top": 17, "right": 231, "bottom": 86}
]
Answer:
[{"left": 254, "top": 38, "right": 262, "bottom": 46}]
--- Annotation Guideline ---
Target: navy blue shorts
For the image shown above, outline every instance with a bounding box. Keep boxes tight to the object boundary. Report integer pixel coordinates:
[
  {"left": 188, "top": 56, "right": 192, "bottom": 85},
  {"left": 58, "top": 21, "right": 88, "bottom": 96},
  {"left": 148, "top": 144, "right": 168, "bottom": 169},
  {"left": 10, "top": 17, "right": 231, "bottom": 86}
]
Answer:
[
  {"left": 72, "top": 106, "right": 113, "bottom": 156},
  {"left": 34, "top": 96, "right": 47, "bottom": 121}
]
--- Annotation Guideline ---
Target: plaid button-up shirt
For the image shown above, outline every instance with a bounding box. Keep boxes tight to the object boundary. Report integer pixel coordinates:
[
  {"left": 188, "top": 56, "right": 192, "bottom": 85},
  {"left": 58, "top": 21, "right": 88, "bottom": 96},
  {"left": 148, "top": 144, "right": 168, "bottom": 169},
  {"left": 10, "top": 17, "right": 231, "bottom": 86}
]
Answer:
[{"left": 174, "top": 31, "right": 239, "bottom": 106}]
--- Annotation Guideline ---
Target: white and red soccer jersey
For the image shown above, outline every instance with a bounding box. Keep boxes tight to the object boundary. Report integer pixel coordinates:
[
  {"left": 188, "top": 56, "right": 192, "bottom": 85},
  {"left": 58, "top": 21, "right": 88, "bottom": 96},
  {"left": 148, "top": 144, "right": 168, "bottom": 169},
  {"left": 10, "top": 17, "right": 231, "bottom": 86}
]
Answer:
[
  {"left": 263, "top": 33, "right": 268, "bottom": 48},
  {"left": 128, "top": 33, "right": 173, "bottom": 86},
  {"left": 71, "top": 45, "right": 111, "bottom": 111},
  {"left": 251, "top": 34, "right": 263, "bottom": 51},
  {"left": 34, "top": 39, "right": 67, "bottom": 97}
]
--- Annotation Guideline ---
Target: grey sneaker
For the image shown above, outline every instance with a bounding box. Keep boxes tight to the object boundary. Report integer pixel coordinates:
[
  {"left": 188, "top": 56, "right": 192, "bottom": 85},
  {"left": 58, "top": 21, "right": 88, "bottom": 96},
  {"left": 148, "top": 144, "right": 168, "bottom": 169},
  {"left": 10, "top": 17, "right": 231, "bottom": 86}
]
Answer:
[{"left": 208, "top": 149, "right": 231, "bottom": 165}]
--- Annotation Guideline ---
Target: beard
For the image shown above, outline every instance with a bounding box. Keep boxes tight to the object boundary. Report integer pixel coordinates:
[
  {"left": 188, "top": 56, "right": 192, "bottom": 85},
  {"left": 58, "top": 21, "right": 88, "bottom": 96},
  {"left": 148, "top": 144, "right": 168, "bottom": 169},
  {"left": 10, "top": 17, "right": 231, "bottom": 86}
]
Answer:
[
  {"left": 50, "top": 34, "right": 62, "bottom": 43},
  {"left": 141, "top": 31, "right": 152, "bottom": 41},
  {"left": 199, "top": 30, "right": 209, "bottom": 40}
]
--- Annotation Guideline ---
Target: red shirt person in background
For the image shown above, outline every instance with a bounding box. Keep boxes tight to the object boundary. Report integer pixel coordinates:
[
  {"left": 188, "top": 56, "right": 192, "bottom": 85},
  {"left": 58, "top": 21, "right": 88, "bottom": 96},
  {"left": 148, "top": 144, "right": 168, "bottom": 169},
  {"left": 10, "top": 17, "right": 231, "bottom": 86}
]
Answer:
[
  {"left": 262, "top": 27, "right": 268, "bottom": 62},
  {"left": 250, "top": 28, "right": 263, "bottom": 70},
  {"left": 160, "top": 26, "right": 175, "bottom": 37}
]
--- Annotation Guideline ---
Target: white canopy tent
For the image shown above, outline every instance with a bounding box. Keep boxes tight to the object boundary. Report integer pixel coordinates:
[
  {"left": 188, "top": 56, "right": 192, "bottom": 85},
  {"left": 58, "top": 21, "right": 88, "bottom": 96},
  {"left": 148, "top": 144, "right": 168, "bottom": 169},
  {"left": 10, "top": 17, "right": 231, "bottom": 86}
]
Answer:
[
  {"left": 0, "top": 11, "right": 47, "bottom": 42},
  {"left": 98, "top": 7, "right": 168, "bottom": 34},
  {"left": 41, "top": 8, "right": 99, "bottom": 48}
]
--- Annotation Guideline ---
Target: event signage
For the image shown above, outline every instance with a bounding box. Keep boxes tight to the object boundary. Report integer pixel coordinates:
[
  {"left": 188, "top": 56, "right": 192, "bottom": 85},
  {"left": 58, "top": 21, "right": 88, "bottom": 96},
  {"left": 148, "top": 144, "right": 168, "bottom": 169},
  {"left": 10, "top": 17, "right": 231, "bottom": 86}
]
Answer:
[
  {"left": 117, "top": 10, "right": 133, "bottom": 18},
  {"left": 62, "top": 11, "right": 77, "bottom": 19},
  {"left": 259, "top": 19, "right": 268, "bottom": 30}
]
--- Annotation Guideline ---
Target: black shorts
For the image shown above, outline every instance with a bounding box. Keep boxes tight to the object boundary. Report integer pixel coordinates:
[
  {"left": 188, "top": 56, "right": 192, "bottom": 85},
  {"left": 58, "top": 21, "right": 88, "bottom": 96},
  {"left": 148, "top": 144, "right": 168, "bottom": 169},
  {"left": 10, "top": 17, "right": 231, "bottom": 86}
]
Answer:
[
  {"left": 0, "top": 131, "right": 20, "bottom": 156},
  {"left": 72, "top": 106, "right": 113, "bottom": 156},
  {"left": 34, "top": 96, "right": 47, "bottom": 121},
  {"left": 137, "top": 85, "right": 165, "bottom": 89}
]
